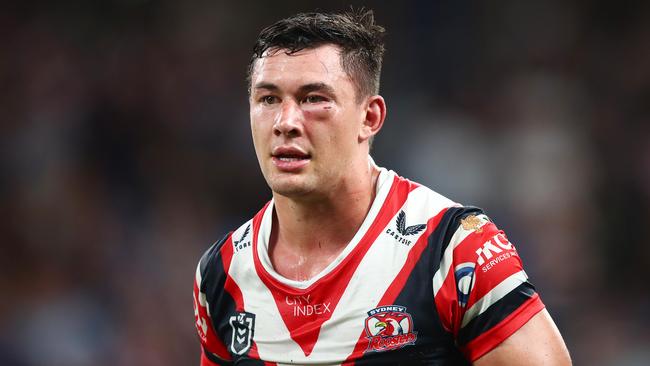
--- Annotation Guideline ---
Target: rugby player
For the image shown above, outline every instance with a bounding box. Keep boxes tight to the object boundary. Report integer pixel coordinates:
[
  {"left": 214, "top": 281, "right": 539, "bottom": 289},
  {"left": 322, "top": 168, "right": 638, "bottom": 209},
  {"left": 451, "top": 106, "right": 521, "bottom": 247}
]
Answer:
[{"left": 193, "top": 9, "right": 571, "bottom": 365}]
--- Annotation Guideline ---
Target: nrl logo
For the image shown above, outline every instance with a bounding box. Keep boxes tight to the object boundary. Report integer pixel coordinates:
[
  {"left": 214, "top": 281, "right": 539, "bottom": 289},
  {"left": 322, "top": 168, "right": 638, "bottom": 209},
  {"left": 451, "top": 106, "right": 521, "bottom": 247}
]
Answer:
[{"left": 229, "top": 311, "right": 255, "bottom": 355}]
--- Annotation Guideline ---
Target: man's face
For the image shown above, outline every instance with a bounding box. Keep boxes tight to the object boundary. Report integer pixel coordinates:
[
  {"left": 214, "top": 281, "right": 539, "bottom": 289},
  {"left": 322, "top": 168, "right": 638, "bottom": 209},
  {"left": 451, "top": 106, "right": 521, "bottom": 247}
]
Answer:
[{"left": 249, "top": 44, "right": 368, "bottom": 199}]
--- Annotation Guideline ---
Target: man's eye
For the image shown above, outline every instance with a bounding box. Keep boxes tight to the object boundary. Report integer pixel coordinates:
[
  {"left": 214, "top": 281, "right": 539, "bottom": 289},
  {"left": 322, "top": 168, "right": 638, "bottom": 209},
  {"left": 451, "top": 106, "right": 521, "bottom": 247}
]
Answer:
[
  {"left": 260, "top": 96, "right": 278, "bottom": 104},
  {"left": 304, "top": 95, "right": 327, "bottom": 103}
]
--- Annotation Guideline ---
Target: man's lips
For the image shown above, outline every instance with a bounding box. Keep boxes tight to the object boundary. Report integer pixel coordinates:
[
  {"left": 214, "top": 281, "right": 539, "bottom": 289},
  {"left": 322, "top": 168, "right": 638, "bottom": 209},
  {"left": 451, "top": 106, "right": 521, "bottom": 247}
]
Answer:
[{"left": 271, "top": 147, "right": 311, "bottom": 171}]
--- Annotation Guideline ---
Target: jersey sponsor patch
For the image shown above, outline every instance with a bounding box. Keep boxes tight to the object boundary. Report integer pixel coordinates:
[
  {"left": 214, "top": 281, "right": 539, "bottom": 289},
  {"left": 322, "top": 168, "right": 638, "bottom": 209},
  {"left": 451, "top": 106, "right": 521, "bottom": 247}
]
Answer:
[
  {"left": 385, "top": 210, "right": 427, "bottom": 246},
  {"left": 229, "top": 311, "right": 255, "bottom": 355},
  {"left": 233, "top": 224, "right": 252, "bottom": 253},
  {"left": 475, "top": 232, "right": 518, "bottom": 271},
  {"left": 364, "top": 305, "right": 417, "bottom": 352}
]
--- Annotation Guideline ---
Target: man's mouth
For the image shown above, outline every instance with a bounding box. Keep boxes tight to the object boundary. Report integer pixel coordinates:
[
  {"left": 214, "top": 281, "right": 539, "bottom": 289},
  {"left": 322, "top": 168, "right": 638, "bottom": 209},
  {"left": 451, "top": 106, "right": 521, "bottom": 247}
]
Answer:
[
  {"left": 271, "top": 148, "right": 311, "bottom": 171},
  {"left": 274, "top": 154, "right": 310, "bottom": 162},
  {"left": 271, "top": 146, "right": 311, "bottom": 160}
]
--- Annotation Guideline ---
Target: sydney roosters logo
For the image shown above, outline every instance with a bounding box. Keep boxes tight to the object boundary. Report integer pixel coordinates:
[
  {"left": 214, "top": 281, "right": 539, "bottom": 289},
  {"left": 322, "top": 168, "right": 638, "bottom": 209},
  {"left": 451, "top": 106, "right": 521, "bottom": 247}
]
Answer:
[
  {"left": 385, "top": 211, "right": 426, "bottom": 246},
  {"left": 364, "top": 305, "right": 417, "bottom": 352}
]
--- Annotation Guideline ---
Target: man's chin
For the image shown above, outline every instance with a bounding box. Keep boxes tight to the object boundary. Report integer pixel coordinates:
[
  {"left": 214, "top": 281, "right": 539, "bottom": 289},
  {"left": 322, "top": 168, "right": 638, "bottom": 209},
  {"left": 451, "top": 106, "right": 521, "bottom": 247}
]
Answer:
[
  {"left": 271, "top": 185, "right": 313, "bottom": 198},
  {"left": 268, "top": 179, "right": 315, "bottom": 198}
]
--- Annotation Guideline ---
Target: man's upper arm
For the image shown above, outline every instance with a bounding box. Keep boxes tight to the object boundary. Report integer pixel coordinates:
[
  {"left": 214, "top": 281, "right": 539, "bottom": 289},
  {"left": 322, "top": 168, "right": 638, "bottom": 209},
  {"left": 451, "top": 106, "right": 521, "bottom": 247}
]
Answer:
[
  {"left": 194, "top": 234, "right": 234, "bottom": 366},
  {"left": 432, "top": 208, "right": 563, "bottom": 361},
  {"left": 473, "top": 309, "right": 571, "bottom": 365}
]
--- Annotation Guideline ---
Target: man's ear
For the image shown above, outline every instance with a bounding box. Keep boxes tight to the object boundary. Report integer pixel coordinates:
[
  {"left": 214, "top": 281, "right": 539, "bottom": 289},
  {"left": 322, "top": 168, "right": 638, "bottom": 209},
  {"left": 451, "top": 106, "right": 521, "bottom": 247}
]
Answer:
[{"left": 359, "top": 95, "right": 386, "bottom": 143}]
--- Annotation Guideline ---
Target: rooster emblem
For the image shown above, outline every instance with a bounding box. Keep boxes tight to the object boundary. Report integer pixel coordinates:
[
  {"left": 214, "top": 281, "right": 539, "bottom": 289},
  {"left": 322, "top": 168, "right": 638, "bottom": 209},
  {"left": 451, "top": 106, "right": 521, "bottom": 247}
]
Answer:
[
  {"left": 368, "top": 312, "right": 410, "bottom": 337},
  {"left": 365, "top": 305, "right": 417, "bottom": 352},
  {"left": 374, "top": 318, "right": 404, "bottom": 336}
]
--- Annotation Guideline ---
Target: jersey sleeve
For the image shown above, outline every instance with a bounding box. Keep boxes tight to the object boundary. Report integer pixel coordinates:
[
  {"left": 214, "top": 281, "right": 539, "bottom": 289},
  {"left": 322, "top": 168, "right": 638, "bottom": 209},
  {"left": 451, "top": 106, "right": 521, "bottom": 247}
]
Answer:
[
  {"left": 193, "top": 235, "right": 233, "bottom": 366},
  {"left": 432, "top": 207, "right": 545, "bottom": 362}
]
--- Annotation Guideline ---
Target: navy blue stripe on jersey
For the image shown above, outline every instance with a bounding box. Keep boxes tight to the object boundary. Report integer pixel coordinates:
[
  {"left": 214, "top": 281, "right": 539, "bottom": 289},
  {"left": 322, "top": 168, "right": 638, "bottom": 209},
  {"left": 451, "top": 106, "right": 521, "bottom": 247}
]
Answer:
[
  {"left": 352, "top": 343, "right": 470, "bottom": 365},
  {"left": 199, "top": 233, "right": 237, "bottom": 363},
  {"left": 203, "top": 347, "right": 267, "bottom": 366},
  {"left": 392, "top": 207, "right": 470, "bottom": 364},
  {"left": 200, "top": 234, "right": 269, "bottom": 366},
  {"left": 456, "top": 282, "right": 536, "bottom": 347},
  {"left": 351, "top": 207, "right": 472, "bottom": 365},
  {"left": 199, "top": 234, "right": 231, "bottom": 277},
  {"left": 430, "top": 207, "right": 484, "bottom": 275}
]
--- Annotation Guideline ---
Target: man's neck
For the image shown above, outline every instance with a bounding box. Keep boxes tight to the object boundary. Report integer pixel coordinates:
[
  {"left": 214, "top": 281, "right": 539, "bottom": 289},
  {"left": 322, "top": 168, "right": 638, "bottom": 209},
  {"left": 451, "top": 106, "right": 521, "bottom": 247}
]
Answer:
[{"left": 268, "top": 162, "right": 381, "bottom": 281}]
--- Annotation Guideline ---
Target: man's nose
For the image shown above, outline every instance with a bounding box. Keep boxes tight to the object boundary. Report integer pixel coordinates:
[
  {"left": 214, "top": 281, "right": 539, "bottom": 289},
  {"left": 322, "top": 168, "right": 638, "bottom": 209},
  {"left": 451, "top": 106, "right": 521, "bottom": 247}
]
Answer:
[{"left": 273, "top": 100, "right": 303, "bottom": 137}]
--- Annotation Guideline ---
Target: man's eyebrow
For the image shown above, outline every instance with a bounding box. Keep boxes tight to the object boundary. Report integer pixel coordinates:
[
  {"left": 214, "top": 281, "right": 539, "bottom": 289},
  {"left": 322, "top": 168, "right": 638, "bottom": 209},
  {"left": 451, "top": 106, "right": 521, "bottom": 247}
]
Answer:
[
  {"left": 298, "top": 82, "right": 336, "bottom": 95},
  {"left": 253, "top": 82, "right": 336, "bottom": 95},
  {"left": 253, "top": 82, "right": 280, "bottom": 91}
]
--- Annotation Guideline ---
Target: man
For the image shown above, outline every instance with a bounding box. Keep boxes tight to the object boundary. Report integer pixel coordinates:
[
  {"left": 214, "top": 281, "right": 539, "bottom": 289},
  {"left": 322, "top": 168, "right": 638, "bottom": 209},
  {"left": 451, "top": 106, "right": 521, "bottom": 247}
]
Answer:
[{"left": 193, "top": 10, "right": 571, "bottom": 365}]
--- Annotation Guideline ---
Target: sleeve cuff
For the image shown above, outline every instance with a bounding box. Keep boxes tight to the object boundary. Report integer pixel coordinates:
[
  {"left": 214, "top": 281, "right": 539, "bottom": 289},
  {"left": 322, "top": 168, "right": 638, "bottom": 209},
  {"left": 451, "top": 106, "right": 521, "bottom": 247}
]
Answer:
[{"left": 462, "top": 293, "right": 545, "bottom": 361}]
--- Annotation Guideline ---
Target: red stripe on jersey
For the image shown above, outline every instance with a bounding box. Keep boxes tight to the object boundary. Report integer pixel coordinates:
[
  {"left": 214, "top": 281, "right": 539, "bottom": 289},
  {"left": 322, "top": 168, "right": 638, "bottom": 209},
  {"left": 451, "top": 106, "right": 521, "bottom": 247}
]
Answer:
[
  {"left": 433, "top": 264, "right": 459, "bottom": 334},
  {"left": 445, "top": 223, "right": 528, "bottom": 328},
  {"left": 462, "top": 294, "right": 544, "bottom": 361},
  {"left": 247, "top": 341, "right": 264, "bottom": 361},
  {"left": 465, "top": 230, "right": 522, "bottom": 299},
  {"left": 222, "top": 235, "right": 245, "bottom": 312},
  {"left": 194, "top": 281, "right": 230, "bottom": 360},
  {"left": 343, "top": 207, "right": 449, "bottom": 362},
  {"left": 195, "top": 248, "right": 232, "bottom": 362},
  {"left": 200, "top": 350, "right": 220, "bottom": 366},
  {"left": 432, "top": 226, "right": 488, "bottom": 335},
  {"left": 251, "top": 175, "right": 417, "bottom": 357}
]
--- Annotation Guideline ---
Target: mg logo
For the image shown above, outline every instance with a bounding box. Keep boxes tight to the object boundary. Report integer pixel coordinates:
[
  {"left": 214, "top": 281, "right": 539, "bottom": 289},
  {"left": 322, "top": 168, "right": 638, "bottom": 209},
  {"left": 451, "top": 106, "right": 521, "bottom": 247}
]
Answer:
[{"left": 229, "top": 311, "right": 255, "bottom": 355}]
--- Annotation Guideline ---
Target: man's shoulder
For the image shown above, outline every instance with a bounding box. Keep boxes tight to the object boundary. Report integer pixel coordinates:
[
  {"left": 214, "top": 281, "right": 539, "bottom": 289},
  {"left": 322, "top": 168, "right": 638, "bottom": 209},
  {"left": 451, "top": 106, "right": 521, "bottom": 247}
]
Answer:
[
  {"left": 196, "top": 231, "right": 231, "bottom": 280},
  {"left": 392, "top": 171, "right": 491, "bottom": 236},
  {"left": 197, "top": 217, "right": 256, "bottom": 276},
  {"left": 392, "top": 171, "right": 460, "bottom": 212}
]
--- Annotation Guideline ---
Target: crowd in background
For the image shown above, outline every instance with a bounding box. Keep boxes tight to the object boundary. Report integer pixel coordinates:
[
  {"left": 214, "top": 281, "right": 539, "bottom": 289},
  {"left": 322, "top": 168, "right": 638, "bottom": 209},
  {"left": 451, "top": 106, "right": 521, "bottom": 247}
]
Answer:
[{"left": 1, "top": 1, "right": 649, "bottom": 365}]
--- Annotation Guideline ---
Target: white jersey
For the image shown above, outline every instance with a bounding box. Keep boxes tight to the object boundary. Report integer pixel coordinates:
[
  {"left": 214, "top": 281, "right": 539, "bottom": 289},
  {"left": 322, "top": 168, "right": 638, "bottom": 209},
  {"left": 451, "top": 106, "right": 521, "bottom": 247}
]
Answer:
[{"left": 193, "top": 167, "right": 544, "bottom": 365}]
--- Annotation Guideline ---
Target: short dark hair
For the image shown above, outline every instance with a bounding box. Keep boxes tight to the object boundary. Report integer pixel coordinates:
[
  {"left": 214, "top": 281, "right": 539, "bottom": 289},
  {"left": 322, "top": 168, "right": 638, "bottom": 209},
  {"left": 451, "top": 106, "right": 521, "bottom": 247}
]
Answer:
[{"left": 248, "top": 9, "right": 386, "bottom": 101}]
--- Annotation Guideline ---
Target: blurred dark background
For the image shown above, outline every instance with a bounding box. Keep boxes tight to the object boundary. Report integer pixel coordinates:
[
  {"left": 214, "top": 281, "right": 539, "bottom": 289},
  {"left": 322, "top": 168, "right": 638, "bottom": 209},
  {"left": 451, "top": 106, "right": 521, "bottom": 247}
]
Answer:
[{"left": 1, "top": 1, "right": 649, "bottom": 365}]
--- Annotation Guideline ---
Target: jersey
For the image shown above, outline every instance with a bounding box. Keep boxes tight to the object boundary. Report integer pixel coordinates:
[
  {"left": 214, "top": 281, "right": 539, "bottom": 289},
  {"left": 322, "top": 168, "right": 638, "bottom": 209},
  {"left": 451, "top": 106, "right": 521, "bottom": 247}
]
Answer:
[{"left": 193, "top": 167, "right": 545, "bottom": 365}]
